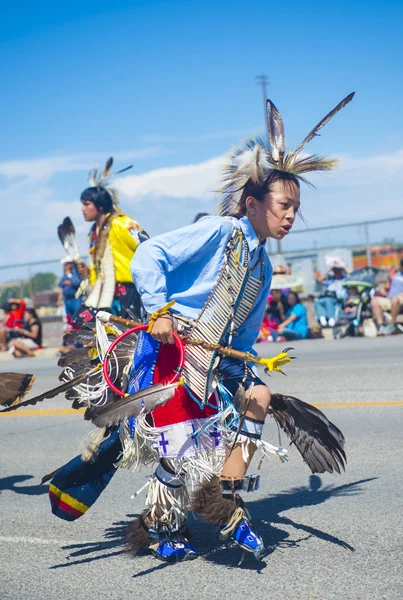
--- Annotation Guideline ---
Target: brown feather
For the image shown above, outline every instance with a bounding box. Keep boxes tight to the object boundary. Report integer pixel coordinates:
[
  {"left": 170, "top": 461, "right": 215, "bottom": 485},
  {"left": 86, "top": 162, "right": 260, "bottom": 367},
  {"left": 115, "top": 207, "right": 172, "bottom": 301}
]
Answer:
[
  {"left": 269, "top": 393, "right": 346, "bottom": 474},
  {"left": 266, "top": 99, "right": 285, "bottom": 153},
  {"left": 191, "top": 477, "right": 240, "bottom": 525},
  {"left": 0, "top": 373, "right": 35, "bottom": 408},
  {"left": 102, "top": 156, "right": 114, "bottom": 179},
  {"left": 295, "top": 92, "right": 355, "bottom": 154},
  {"left": 86, "top": 382, "right": 177, "bottom": 427},
  {"left": 63, "top": 328, "right": 96, "bottom": 346},
  {"left": 0, "top": 366, "right": 101, "bottom": 412},
  {"left": 126, "top": 512, "right": 151, "bottom": 555}
]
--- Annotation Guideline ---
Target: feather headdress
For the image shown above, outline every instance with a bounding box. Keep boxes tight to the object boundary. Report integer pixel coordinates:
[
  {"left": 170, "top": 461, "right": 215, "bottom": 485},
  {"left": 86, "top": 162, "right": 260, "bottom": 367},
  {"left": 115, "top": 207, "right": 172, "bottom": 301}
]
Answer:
[
  {"left": 217, "top": 92, "right": 355, "bottom": 216},
  {"left": 87, "top": 156, "right": 133, "bottom": 211}
]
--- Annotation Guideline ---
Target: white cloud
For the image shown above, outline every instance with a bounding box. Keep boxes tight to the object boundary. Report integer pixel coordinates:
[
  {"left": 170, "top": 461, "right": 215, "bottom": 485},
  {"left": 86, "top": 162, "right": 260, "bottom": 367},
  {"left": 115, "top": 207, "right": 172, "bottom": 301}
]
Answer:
[
  {"left": 0, "top": 148, "right": 161, "bottom": 181},
  {"left": 115, "top": 156, "right": 224, "bottom": 199},
  {"left": 0, "top": 147, "right": 402, "bottom": 279}
]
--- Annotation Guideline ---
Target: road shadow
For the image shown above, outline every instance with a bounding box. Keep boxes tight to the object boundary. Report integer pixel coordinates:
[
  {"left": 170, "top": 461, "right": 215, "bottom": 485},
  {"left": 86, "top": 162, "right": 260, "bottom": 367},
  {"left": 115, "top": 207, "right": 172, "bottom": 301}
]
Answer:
[
  {"left": 0, "top": 474, "right": 48, "bottom": 496},
  {"left": 50, "top": 475, "right": 376, "bottom": 573},
  {"left": 191, "top": 475, "right": 375, "bottom": 571}
]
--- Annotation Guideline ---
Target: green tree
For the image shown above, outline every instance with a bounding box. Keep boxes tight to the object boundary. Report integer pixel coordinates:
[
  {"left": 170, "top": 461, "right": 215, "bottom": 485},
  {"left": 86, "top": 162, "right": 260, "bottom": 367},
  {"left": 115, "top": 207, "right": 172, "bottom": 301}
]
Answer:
[
  {"left": 382, "top": 237, "right": 396, "bottom": 245},
  {"left": 30, "top": 272, "right": 58, "bottom": 293}
]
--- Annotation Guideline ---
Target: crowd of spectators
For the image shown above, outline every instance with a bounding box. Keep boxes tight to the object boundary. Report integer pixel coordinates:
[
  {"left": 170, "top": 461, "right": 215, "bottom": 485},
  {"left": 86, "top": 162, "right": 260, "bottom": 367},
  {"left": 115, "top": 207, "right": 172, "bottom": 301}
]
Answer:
[
  {"left": 257, "top": 256, "right": 403, "bottom": 343},
  {"left": 0, "top": 300, "right": 43, "bottom": 357},
  {"left": 371, "top": 258, "right": 403, "bottom": 335}
]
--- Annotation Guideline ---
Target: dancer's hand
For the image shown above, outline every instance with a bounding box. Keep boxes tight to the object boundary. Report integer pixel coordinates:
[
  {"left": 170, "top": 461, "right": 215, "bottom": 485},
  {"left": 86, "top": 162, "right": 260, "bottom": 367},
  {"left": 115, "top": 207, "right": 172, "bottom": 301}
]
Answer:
[{"left": 150, "top": 315, "right": 176, "bottom": 344}]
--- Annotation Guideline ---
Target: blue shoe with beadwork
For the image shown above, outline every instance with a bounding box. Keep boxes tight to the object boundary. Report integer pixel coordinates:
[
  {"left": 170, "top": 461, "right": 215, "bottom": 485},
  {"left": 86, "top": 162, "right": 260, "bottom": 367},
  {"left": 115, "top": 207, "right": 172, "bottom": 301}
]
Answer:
[
  {"left": 221, "top": 507, "right": 265, "bottom": 559},
  {"left": 231, "top": 517, "right": 265, "bottom": 558},
  {"left": 149, "top": 536, "right": 198, "bottom": 563}
]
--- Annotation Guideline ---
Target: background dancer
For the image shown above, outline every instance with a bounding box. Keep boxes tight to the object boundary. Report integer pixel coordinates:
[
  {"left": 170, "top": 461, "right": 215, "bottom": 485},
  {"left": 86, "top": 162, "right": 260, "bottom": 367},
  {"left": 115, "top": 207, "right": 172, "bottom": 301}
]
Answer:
[{"left": 63, "top": 157, "right": 149, "bottom": 326}]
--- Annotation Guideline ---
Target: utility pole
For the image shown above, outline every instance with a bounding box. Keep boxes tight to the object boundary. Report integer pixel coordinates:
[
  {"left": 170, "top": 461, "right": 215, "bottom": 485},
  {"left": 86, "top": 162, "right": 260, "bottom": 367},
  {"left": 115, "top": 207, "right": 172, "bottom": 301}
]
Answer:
[
  {"left": 255, "top": 74, "right": 282, "bottom": 256},
  {"left": 256, "top": 74, "right": 270, "bottom": 133},
  {"left": 364, "top": 223, "right": 372, "bottom": 267}
]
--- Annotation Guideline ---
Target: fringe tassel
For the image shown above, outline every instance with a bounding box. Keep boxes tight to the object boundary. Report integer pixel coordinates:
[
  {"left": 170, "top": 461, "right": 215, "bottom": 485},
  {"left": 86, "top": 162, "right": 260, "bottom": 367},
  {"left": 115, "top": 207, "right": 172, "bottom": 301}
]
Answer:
[
  {"left": 146, "top": 474, "right": 189, "bottom": 531},
  {"left": 224, "top": 431, "right": 288, "bottom": 464},
  {"left": 117, "top": 415, "right": 159, "bottom": 470},
  {"left": 81, "top": 427, "right": 107, "bottom": 462}
]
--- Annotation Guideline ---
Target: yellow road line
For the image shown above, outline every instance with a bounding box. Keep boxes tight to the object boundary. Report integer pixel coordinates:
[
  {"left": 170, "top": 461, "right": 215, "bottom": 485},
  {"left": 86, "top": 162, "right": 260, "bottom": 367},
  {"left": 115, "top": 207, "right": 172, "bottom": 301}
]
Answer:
[
  {"left": 1, "top": 401, "right": 403, "bottom": 417},
  {"left": 313, "top": 401, "right": 403, "bottom": 408},
  {"left": 0, "top": 408, "right": 85, "bottom": 417},
  {"left": 291, "top": 356, "right": 403, "bottom": 367}
]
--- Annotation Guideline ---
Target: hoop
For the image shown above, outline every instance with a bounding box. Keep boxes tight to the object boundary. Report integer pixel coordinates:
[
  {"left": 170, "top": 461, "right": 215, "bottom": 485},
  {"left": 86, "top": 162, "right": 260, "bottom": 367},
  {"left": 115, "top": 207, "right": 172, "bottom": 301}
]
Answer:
[{"left": 102, "top": 324, "right": 184, "bottom": 397}]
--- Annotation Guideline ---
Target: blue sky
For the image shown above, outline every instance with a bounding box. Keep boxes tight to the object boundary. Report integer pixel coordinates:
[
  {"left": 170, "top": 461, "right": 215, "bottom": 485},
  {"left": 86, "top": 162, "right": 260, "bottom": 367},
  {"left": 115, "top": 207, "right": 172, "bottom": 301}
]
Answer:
[{"left": 1, "top": 0, "right": 402, "bottom": 274}]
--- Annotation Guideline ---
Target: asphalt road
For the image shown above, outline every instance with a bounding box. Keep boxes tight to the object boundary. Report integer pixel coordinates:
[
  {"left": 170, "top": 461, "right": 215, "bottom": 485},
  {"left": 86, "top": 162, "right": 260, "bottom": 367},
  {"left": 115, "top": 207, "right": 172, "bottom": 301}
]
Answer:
[{"left": 1, "top": 336, "right": 402, "bottom": 600}]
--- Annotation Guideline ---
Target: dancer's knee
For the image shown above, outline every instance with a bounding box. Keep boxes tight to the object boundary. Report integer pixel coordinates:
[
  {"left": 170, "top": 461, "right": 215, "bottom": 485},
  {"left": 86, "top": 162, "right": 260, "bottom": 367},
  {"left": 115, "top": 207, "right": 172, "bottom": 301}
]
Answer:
[{"left": 246, "top": 385, "right": 271, "bottom": 420}]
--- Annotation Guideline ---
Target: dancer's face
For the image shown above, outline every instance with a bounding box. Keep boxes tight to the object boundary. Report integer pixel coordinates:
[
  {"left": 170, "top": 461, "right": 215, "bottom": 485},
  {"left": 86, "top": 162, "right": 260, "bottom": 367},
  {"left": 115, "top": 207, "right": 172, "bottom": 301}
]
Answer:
[
  {"left": 246, "top": 179, "right": 300, "bottom": 241},
  {"left": 81, "top": 200, "right": 100, "bottom": 222}
]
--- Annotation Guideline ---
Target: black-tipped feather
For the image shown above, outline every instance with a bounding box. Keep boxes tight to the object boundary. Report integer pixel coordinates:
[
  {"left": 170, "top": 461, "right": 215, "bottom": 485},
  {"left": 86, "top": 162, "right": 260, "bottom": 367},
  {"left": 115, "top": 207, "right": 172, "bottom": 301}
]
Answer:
[
  {"left": 63, "top": 328, "right": 96, "bottom": 346},
  {"left": 41, "top": 468, "right": 61, "bottom": 484},
  {"left": 295, "top": 92, "right": 355, "bottom": 153},
  {"left": 266, "top": 99, "right": 285, "bottom": 153},
  {"left": 0, "top": 366, "right": 101, "bottom": 412},
  {"left": 86, "top": 382, "right": 177, "bottom": 427},
  {"left": 269, "top": 393, "right": 346, "bottom": 474},
  {"left": 57, "top": 217, "right": 80, "bottom": 261},
  {"left": 57, "top": 347, "right": 96, "bottom": 368},
  {"left": 102, "top": 156, "right": 114, "bottom": 178},
  {"left": 113, "top": 165, "right": 133, "bottom": 176}
]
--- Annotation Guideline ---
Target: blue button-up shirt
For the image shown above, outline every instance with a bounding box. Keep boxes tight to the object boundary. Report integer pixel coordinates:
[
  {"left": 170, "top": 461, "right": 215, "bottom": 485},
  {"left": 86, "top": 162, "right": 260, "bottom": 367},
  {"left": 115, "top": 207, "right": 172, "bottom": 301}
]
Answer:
[{"left": 131, "top": 215, "right": 273, "bottom": 352}]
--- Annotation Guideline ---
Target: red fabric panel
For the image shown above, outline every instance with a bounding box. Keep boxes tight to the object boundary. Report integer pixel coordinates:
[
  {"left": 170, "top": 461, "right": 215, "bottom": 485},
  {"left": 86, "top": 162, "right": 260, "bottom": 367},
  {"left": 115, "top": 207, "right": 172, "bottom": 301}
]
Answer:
[{"left": 151, "top": 341, "right": 219, "bottom": 428}]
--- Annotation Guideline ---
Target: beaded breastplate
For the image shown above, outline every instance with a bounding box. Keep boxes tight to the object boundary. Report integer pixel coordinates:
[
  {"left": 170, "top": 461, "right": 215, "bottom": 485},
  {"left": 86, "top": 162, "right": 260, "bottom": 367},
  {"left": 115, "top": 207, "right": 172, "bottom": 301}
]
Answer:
[{"left": 181, "top": 223, "right": 265, "bottom": 404}]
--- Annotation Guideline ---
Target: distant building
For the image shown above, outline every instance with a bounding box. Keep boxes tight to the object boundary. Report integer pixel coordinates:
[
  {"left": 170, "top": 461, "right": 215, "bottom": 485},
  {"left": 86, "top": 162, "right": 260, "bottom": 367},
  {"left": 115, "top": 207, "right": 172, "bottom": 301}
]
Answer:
[{"left": 33, "top": 290, "right": 59, "bottom": 307}]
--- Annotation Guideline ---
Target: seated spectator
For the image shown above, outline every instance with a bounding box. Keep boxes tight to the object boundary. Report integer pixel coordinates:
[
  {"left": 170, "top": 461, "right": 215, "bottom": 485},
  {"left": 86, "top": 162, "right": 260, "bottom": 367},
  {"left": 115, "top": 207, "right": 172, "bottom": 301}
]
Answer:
[
  {"left": 371, "top": 258, "right": 403, "bottom": 335},
  {"left": 0, "top": 298, "right": 26, "bottom": 351},
  {"left": 343, "top": 286, "right": 360, "bottom": 316},
  {"left": 270, "top": 291, "right": 308, "bottom": 342},
  {"left": 5, "top": 297, "right": 26, "bottom": 328},
  {"left": 257, "top": 289, "right": 289, "bottom": 342},
  {"left": 314, "top": 257, "right": 348, "bottom": 327},
  {"left": 268, "top": 289, "right": 288, "bottom": 321},
  {"left": 58, "top": 257, "right": 83, "bottom": 318},
  {"left": 8, "top": 308, "right": 43, "bottom": 358}
]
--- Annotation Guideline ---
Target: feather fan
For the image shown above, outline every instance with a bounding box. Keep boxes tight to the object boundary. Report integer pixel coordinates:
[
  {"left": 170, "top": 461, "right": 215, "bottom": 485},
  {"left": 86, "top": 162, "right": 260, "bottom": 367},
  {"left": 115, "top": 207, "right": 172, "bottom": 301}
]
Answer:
[
  {"left": 269, "top": 393, "right": 346, "bottom": 474},
  {"left": 57, "top": 217, "right": 80, "bottom": 262},
  {"left": 0, "top": 373, "right": 35, "bottom": 408},
  {"left": 85, "top": 382, "right": 178, "bottom": 428}
]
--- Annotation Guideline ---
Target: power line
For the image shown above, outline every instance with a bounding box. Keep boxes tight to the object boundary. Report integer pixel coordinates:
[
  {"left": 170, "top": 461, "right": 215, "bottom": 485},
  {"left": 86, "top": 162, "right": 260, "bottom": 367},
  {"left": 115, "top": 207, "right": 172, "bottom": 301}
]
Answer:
[{"left": 290, "top": 215, "right": 403, "bottom": 235}]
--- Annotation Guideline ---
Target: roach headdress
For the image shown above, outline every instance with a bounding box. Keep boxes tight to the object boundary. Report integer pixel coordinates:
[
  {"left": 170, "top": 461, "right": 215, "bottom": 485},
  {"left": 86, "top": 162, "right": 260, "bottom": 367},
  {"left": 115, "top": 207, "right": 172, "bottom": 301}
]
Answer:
[
  {"left": 87, "top": 156, "right": 133, "bottom": 211},
  {"left": 217, "top": 92, "right": 355, "bottom": 216}
]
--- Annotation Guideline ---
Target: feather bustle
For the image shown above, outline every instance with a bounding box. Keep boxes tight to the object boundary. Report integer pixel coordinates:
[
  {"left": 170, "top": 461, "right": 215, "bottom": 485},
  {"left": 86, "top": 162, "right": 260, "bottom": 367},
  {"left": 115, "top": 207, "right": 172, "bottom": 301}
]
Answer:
[{"left": 269, "top": 393, "right": 346, "bottom": 475}]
